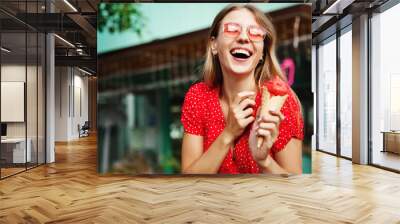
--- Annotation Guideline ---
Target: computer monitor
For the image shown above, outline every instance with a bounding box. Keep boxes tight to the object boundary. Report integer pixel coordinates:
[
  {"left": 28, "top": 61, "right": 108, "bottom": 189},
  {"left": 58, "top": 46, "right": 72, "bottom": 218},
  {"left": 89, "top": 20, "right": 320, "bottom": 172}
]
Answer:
[{"left": 1, "top": 123, "right": 7, "bottom": 137}]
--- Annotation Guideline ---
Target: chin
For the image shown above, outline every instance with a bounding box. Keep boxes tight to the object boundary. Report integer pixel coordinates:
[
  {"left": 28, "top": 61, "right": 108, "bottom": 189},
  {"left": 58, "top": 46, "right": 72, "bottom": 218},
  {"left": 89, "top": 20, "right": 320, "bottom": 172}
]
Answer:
[
  {"left": 228, "top": 61, "right": 256, "bottom": 77},
  {"left": 230, "top": 68, "right": 253, "bottom": 77}
]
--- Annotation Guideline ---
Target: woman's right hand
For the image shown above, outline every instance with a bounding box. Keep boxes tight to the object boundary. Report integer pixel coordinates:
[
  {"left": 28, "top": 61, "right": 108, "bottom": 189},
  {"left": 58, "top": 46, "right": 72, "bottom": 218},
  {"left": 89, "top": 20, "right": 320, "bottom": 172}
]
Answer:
[{"left": 224, "top": 91, "right": 256, "bottom": 140}]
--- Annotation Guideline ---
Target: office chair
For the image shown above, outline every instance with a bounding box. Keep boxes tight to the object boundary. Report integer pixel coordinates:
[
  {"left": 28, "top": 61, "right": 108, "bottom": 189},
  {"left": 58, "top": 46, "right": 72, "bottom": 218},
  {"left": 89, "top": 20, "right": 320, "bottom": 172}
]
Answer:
[{"left": 79, "top": 121, "right": 90, "bottom": 138}]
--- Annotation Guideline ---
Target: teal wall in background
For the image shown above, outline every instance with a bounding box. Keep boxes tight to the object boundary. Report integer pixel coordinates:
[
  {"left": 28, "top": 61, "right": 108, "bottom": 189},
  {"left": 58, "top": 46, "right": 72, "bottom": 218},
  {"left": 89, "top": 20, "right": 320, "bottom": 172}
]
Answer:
[{"left": 98, "top": 3, "right": 299, "bottom": 54}]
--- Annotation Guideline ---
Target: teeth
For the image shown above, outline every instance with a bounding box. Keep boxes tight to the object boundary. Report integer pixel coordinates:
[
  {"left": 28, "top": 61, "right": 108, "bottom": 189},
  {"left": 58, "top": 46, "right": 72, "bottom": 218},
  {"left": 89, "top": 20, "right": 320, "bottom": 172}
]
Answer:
[{"left": 232, "top": 48, "right": 251, "bottom": 56}]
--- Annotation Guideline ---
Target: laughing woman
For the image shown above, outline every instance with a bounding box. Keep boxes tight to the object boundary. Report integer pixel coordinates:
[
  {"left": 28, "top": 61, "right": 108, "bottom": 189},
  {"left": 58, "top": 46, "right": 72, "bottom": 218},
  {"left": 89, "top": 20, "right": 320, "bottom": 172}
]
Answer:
[{"left": 181, "top": 4, "right": 304, "bottom": 174}]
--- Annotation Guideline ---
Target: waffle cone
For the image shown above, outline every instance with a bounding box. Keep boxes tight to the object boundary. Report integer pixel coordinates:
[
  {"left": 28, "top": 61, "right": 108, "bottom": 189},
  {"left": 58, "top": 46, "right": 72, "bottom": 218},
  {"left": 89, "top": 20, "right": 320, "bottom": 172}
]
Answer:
[{"left": 256, "top": 87, "right": 288, "bottom": 149}]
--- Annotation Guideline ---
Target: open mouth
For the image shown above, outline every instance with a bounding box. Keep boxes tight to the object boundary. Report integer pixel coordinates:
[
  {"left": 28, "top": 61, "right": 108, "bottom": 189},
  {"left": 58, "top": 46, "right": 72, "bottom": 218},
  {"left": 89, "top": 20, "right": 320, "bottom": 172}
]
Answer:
[{"left": 230, "top": 48, "right": 253, "bottom": 60}]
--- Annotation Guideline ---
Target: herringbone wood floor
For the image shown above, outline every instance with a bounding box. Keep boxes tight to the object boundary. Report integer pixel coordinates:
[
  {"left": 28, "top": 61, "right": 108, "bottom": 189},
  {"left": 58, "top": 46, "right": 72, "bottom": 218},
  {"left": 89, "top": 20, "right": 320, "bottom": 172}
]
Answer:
[{"left": 1, "top": 135, "right": 400, "bottom": 223}]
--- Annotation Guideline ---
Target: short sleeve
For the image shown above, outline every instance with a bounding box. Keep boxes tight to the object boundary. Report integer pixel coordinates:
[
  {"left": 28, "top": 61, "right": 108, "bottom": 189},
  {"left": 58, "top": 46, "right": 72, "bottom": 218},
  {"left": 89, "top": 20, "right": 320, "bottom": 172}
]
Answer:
[
  {"left": 271, "top": 88, "right": 304, "bottom": 153},
  {"left": 181, "top": 83, "right": 205, "bottom": 136}
]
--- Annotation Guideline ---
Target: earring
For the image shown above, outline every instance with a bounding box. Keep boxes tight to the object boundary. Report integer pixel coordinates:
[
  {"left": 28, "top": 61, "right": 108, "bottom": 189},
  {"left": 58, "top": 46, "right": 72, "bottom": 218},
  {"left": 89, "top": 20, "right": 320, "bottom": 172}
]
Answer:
[{"left": 259, "top": 57, "right": 264, "bottom": 63}]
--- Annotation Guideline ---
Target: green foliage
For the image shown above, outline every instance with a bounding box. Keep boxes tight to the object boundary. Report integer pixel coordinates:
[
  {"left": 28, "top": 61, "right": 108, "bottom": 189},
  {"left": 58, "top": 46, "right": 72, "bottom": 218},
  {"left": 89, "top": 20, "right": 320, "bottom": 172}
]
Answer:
[
  {"left": 98, "top": 3, "right": 145, "bottom": 35},
  {"left": 162, "top": 156, "right": 180, "bottom": 174}
]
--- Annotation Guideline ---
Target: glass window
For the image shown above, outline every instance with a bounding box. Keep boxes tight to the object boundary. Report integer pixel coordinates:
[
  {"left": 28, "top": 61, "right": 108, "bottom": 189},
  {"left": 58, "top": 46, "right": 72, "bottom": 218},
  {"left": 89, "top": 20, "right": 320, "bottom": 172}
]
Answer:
[
  {"left": 371, "top": 3, "right": 400, "bottom": 171},
  {"left": 318, "top": 35, "right": 337, "bottom": 154},
  {"left": 27, "top": 30, "right": 38, "bottom": 169},
  {"left": 38, "top": 32, "right": 45, "bottom": 165},
  {"left": 0, "top": 1, "right": 46, "bottom": 179},
  {"left": 1, "top": 30, "right": 28, "bottom": 178},
  {"left": 339, "top": 27, "right": 352, "bottom": 158}
]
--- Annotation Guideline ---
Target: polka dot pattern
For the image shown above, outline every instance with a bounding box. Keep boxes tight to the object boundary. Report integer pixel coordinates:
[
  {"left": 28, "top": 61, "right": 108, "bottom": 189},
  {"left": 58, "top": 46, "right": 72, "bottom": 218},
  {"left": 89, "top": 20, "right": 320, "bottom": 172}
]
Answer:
[{"left": 181, "top": 81, "right": 304, "bottom": 174}]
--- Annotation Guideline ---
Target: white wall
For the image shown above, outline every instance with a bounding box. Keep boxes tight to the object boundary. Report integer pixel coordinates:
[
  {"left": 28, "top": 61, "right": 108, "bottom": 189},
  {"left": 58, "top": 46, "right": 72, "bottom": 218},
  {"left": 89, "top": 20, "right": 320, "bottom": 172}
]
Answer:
[
  {"left": 55, "top": 66, "right": 69, "bottom": 141},
  {"left": 1, "top": 82, "right": 25, "bottom": 122},
  {"left": 55, "top": 67, "right": 89, "bottom": 141},
  {"left": 1, "top": 65, "right": 26, "bottom": 81},
  {"left": 1, "top": 65, "right": 26, "bottom": 128},
  {"left": 72, "top": 73, "right": 89, "bottom": 138}
]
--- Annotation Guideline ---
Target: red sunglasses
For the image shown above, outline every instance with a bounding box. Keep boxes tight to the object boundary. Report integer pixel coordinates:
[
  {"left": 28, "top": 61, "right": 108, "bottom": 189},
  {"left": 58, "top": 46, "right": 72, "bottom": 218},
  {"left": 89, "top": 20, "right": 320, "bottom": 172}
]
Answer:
[{"left": 223, "top": 22, "right": 266, "bottom": 42}]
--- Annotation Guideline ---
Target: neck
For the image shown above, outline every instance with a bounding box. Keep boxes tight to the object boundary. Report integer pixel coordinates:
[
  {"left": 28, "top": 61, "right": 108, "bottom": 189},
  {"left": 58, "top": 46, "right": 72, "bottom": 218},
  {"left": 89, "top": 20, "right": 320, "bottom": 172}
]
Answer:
[{"left": 221, "top": 72, "right": 257, "bottom": 104}]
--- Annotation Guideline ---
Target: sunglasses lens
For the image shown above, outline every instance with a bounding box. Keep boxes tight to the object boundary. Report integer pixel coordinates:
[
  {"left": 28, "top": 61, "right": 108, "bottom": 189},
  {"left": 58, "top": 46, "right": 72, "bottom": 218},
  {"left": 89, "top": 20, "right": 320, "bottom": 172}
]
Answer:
[
  {"left": 224, "top": 23, "right": 241, "bottom": 37},
  {"left": 248, "top": 27, "right": 266, "bottom": 42}
]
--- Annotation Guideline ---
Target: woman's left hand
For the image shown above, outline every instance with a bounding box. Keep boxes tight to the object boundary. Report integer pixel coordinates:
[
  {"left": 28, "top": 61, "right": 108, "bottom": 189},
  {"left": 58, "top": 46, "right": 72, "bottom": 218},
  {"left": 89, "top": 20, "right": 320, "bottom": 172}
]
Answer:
[{"left": 249, "top": 109, "right": 285, "bottom": 163}]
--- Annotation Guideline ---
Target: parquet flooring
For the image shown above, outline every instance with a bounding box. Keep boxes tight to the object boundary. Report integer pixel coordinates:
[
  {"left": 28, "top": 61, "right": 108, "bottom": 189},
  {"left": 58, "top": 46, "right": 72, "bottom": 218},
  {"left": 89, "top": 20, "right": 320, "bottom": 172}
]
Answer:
[
  {"left": 1, "top": 135, "right": 400, "bottom": 223},
  {"left": 1, "top": 167, "right": 26, "bottom": 178}
]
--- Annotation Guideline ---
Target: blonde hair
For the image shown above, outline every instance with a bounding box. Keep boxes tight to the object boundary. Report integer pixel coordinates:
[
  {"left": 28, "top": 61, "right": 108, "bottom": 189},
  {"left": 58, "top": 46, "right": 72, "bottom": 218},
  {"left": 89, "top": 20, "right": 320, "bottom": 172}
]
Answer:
[{"left": 203, "top": 4, "right": 285, "bottom": 90}]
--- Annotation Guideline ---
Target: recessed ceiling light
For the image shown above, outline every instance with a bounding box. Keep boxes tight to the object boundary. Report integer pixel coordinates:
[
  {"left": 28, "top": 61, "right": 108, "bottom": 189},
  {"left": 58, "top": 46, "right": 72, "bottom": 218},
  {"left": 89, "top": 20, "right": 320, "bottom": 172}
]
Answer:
[
  {"left": 54, "top": 34, "right": 75, "bottom": 48},
  {"left": 323, "top": 0, "right": 355, "bottom": 15},
  {"left": 1, "top": 47, "right": 11, "bottom": 53},
  {"left": 78, "top": 67, "right": 93, "bottom": 76},
  {"left": 63, "top": 0, "right": 78, "bottom": 12}
]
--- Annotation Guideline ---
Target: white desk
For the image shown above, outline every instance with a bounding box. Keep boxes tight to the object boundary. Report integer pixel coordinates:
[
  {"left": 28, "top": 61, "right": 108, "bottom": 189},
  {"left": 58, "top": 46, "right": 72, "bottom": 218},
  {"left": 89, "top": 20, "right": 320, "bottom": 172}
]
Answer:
[{"left": 1, "top": 138, "right": 32, "bottom": 163}]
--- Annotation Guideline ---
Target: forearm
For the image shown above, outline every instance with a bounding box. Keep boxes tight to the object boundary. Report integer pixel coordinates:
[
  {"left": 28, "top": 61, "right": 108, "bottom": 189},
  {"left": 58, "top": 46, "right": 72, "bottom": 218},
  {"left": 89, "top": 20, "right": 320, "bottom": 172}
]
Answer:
[
  {"left": 182, "top": 130, "right": 234, "bottom": 174},
  {"left": 258, "top": 155, "right": 289, "bottom": 175}
]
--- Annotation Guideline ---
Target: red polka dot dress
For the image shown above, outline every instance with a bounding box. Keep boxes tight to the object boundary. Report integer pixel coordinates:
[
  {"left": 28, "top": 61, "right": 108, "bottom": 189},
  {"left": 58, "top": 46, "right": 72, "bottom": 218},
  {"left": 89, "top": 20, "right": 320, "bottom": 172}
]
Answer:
[{"left": 181, "top": 78, "right": 304, "bottom": 174}]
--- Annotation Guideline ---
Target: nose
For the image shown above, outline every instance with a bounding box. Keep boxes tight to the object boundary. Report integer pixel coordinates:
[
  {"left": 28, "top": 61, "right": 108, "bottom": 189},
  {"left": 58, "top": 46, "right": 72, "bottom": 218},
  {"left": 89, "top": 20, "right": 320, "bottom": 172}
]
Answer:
[{"left": 237, "top": 28, "right": 250, "bottom": 43}]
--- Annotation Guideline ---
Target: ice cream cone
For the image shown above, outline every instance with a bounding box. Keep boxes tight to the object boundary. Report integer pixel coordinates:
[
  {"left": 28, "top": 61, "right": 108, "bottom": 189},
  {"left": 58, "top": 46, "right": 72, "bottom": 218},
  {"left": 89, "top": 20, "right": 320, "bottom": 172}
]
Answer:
[
  {"left": 257, "top": 87, "right": 288, "bottom": 149},
  {"left": 257, "top": 87, "right": 270, "bottom": 149}
]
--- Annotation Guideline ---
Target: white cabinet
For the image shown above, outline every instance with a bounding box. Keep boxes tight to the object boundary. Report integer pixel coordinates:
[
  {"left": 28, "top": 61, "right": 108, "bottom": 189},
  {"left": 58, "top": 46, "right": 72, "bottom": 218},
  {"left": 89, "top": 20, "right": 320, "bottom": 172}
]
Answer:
[{"left": 1, "top": 138, "right": 32, "bottom": 163}]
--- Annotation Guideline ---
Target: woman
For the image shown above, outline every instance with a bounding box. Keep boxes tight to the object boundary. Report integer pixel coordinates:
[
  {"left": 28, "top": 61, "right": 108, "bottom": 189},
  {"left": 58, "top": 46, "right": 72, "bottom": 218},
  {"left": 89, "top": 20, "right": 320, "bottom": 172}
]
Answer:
[{"left": 181, "top": 4, "right": 304, "bottom": 174}]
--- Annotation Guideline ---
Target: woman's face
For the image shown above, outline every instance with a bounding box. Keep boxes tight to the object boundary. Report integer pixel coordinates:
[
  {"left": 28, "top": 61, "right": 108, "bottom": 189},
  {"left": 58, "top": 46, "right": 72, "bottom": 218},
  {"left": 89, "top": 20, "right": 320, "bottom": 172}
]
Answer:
[{"left": 211, "top": 8, "right": 265, "bottom": 78}]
